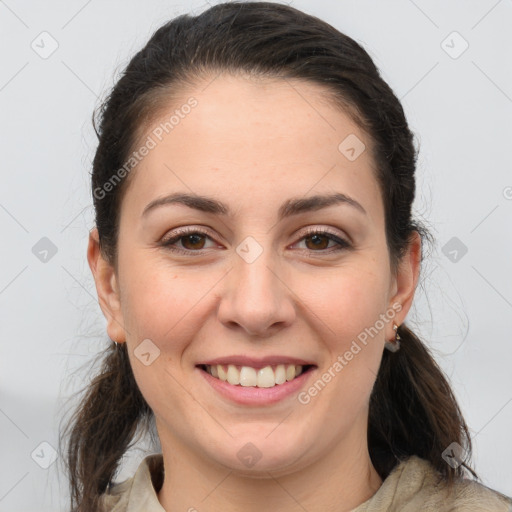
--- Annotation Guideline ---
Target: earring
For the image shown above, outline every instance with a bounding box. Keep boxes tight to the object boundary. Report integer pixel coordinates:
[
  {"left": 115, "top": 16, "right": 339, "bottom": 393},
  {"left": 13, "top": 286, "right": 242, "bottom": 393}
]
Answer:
[{"left": 384, "top": 323, "right": 401, "bottom": 352}]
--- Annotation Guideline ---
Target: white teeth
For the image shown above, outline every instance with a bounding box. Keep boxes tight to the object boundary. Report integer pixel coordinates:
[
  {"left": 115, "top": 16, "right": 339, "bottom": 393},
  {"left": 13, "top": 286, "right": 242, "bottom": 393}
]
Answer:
[
  {"left": 274, "top": 364, "right": 286, "bottom": 385},
  {"left": 204, "top": 363, "right": 306, "bottom": 388},
  {"left": 257, "top": 366, "right": 275, "bottom": 388},
  {"left": 218, "top": 365, "right": 227, "bottom": 381},
  {"left": 240, "top": 366, "right": 257, "bottom": 387},
  {"left": 226, "top": 364, "right": 240, "bottom": 385}
]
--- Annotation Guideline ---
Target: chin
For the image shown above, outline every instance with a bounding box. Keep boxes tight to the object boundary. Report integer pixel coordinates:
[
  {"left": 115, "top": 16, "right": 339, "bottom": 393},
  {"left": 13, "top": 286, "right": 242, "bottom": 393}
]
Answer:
[{"left": 206, "top": 432, "right": 311, "bottom": 475}]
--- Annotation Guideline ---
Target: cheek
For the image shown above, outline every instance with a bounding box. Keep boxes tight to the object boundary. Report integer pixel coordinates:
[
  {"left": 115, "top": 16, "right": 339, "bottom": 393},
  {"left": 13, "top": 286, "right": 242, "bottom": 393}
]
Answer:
[
  {"left": 298, "top": 266, "right": 388, "bottom": 404},
  {"left": 118, "top": 249, "right": 207, "bottom": 341},
  {"left": 300, "top": 271, "right": 386, "bottom": 423},
  {"left": 299, "top": 266, "right": 389, "bottom": 341}
]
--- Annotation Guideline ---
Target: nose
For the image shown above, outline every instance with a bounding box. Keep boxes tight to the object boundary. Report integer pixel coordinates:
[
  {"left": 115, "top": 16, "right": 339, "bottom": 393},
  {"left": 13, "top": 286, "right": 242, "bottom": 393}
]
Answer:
[{"left": 216, "top": 245, "right": 296, "bottom": 337}]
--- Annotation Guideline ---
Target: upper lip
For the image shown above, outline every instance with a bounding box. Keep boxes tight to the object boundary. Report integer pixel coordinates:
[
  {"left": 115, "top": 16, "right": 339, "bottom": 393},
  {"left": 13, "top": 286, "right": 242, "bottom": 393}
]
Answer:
[{"left": 197, "top": 355, "right": 317, "bottom": 369}]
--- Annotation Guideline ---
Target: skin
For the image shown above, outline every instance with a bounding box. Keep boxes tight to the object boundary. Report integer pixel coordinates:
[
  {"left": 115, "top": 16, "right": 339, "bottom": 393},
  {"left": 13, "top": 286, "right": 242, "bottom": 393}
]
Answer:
[{"left": 88, "top": 73, "right": 421, "bottom": 512}]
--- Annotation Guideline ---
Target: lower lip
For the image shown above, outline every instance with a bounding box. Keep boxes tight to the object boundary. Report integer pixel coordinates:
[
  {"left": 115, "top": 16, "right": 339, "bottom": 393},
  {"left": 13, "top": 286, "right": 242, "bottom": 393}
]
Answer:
[{"left": 197, "top": 366, "right": 316, "bottom": 406}]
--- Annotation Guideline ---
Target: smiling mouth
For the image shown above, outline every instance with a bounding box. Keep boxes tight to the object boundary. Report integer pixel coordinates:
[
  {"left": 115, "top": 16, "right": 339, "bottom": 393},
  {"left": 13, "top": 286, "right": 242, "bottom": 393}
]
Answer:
[{"left": 197, "top": 363, "right": 316, "bottom": 388}]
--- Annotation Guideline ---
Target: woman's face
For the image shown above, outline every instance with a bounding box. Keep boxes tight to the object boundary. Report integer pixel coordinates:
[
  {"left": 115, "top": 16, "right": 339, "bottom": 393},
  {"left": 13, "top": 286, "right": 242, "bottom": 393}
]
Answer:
[{"left": 90, "top": 73, "right": 418, "bottom": 476}]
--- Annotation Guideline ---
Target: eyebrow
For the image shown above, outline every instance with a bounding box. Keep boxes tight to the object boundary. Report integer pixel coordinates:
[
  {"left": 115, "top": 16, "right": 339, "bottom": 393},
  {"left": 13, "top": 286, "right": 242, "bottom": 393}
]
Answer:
[{"left": 142, "top": 191, "right": 367, "bottom": 220}]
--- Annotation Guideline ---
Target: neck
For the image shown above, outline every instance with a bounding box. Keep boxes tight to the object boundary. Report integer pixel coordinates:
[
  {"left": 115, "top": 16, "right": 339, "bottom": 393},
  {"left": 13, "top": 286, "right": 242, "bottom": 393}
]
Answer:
[{"left": 157, "top": 423, "right": 383, "bottom": 512}]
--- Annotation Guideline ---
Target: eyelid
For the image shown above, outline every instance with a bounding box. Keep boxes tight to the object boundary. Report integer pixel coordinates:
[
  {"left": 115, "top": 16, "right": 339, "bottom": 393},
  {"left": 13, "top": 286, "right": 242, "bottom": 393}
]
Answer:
[
  {"left": 160, "top": 225, "right": 221, "bottom": 251},
  {"left": 160, "top": 224, "right": 215, "bottom": 239},
  {"left": 297, "top": 226, "right": 350, "bottom": 244},
  {"left": 160, "top": 225, "right": 352, "bottom": 254}
]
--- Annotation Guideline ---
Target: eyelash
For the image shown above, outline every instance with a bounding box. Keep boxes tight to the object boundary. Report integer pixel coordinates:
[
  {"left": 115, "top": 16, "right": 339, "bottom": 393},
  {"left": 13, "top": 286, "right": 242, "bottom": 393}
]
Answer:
[{"left": 160, "top": 226, "right": 351, "bottom": 256}]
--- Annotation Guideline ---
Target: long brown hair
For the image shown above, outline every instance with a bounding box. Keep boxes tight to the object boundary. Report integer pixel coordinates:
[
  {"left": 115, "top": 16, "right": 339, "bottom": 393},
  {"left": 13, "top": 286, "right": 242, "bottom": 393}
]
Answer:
[{"left": 59, "top": 2, "right": 478, "bottom": 510}]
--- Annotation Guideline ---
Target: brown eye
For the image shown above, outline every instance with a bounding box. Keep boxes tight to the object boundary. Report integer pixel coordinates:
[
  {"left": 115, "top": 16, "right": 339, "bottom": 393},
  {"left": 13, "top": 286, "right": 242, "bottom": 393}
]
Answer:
[
  {"left": 304, "top": 233, "right": 331, "bottom": 250},
  {"left": 161, "top": 227, "right": 351, "bottom": 256},
  {"left": 161, "top": 229, "right": 215, "bottom": 254},
  {"left": 180, "top": 233, "right": 206, "bottom": 250},
  {"left": 295, "top": 229, "right": 351, "bottom": 253}
]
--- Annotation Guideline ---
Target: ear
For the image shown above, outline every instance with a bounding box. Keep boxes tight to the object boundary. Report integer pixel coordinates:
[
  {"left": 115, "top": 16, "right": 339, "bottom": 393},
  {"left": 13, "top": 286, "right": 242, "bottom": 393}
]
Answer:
[
  {"left": 87, "top": 227, "right": 126, "bottom": 344},
  {"left": 387, "top": 230, "right": 422, "bottom": 336}
]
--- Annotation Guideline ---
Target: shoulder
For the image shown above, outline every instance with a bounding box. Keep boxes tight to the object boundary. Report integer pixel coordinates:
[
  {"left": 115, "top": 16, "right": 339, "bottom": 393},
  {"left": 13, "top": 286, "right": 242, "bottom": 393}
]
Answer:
[
  {"left": 98, "top": 453, "right": 165, "bottom": 512},
  {"left": 353, "top": 455, "right": 512, "bottom": 511},
  {"left": 445, "top": 479, "right": 512, "bottom": 511},
  {"left": 98, "top": 478, "right": 132, "bottom": 511},
  {"left": 394, "top": 455, "right": 512, "bottom": 511}
]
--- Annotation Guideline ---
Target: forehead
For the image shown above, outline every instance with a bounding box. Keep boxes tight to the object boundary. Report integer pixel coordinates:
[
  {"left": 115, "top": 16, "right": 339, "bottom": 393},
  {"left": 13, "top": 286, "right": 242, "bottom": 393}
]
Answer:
[{"left": 120, "top": 73, "right": 382, "bottom": 223}]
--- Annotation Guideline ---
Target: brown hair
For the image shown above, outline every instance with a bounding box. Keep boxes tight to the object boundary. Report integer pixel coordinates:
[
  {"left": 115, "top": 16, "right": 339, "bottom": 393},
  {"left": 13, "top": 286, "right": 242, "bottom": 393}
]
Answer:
[{"left": 59, "top": 2, "right": 478, "bottom": 510}]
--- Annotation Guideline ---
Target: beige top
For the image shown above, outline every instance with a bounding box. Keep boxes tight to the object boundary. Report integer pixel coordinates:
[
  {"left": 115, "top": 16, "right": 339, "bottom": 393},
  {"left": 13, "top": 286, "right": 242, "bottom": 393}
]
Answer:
[{"left": 99, "top": 453, "right": 512, "bottom": 511}]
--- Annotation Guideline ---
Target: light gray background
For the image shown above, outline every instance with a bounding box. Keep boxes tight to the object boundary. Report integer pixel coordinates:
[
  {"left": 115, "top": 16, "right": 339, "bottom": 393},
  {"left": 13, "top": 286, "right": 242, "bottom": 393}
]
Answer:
[{"left": 1, "top": 0, "right": 511, "bottom": 510}]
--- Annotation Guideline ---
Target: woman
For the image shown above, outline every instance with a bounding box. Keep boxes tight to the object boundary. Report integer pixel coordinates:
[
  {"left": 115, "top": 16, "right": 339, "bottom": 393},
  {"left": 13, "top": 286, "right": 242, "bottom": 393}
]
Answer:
[{"left": 59, "top": 2, "right": 512, "bottom": 511}]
